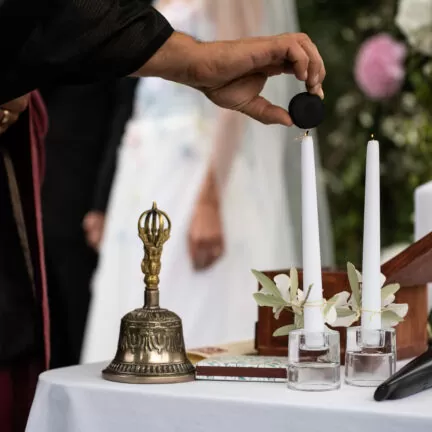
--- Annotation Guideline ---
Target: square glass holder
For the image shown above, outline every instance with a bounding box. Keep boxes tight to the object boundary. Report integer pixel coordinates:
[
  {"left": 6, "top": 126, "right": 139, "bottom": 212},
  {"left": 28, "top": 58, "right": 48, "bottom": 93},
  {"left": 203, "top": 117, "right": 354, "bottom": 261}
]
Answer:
[
  {"left": 344, "top": 326, "right": 396, "bottom": 387},
  {"left": 287, "top": 328, "right": 341, "bottom": 391}
]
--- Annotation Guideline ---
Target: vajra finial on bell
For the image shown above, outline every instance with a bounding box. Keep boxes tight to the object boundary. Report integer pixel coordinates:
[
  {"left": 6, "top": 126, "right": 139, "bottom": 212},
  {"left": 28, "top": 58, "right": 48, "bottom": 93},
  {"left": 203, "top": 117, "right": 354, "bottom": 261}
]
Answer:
[
  {"left": 138, "top": 201, "right": 171, "bottom": 307},
  {"left": 102, "top": 202, "right": 195, "bottom": 384}
]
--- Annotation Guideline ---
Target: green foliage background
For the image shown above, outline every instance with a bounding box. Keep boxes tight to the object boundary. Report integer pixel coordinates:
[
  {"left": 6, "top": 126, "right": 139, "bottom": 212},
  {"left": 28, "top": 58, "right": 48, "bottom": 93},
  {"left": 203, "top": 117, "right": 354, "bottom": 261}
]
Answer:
[{"left": 297, "top": 0, "right": 432, "bottom": 266}]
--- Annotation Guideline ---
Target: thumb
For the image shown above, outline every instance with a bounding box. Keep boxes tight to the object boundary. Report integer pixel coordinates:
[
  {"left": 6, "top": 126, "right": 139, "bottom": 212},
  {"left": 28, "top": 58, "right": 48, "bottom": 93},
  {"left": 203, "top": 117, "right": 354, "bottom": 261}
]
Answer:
[{"left": 240, "top": 96, "right": 293, "bottom": 126}]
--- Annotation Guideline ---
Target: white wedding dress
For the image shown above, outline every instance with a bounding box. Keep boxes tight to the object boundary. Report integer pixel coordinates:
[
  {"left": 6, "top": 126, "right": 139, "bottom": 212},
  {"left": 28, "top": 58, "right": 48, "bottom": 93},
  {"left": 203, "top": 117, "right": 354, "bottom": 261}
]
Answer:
[{"left": 81, "top": 0, "right": 334, "bottom": 363}]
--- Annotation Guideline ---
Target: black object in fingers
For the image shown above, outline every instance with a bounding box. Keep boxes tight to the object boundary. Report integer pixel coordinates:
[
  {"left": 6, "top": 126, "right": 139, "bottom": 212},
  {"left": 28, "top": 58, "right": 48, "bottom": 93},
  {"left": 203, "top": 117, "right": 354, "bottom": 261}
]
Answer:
[{"left": 288, "top": 92, "right": 324, "bottom": 129}]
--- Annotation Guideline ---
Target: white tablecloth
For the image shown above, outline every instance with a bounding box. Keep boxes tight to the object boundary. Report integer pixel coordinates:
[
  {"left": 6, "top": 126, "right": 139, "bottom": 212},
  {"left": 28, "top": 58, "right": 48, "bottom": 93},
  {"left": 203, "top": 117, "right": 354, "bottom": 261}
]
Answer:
[{"left": 26, "top": 362, "right": 432, "bottom": 432}]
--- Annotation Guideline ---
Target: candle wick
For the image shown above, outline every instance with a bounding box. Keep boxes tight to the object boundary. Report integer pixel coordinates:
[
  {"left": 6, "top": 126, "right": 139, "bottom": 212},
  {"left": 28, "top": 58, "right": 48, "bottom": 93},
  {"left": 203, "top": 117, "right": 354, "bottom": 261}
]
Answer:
[{"left": 305, "top": 130, "right": 310, "bottom": 136}]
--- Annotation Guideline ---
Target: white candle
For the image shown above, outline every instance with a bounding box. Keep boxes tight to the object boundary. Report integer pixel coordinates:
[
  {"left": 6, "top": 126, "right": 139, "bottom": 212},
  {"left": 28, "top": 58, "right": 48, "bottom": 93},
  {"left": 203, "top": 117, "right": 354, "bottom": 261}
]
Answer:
[
  {"left": 302, "top": 133, "right": 324, "bottom": 338},
  {"left": 415, "top": 181, "right": 432, "bottom": 308},
  {"left": 361, "top": 137, "right": 382, "bottom": 333}
]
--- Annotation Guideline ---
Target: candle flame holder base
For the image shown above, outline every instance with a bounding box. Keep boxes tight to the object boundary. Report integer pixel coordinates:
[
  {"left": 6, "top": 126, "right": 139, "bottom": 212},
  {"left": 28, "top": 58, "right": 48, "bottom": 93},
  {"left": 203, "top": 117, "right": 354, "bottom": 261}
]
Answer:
[
  {"left": 344, "top": 327, "right": 396, "bottom": 387},
  {"left": 287, "top": 329, "right": 341, "bottom": 391}
]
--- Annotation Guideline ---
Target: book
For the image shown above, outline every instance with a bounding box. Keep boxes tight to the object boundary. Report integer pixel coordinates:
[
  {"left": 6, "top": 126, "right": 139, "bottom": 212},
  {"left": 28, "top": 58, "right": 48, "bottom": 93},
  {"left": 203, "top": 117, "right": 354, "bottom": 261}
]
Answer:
[{"left": 195, "top": 354, "right": 287, "bottom": 382}]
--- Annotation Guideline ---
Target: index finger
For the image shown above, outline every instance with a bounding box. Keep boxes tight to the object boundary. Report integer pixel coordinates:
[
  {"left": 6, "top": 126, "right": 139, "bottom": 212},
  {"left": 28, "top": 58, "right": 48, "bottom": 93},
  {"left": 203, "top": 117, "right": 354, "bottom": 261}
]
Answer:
[{"left": 299, "top": 39, "right": 325, "bottom": 89}]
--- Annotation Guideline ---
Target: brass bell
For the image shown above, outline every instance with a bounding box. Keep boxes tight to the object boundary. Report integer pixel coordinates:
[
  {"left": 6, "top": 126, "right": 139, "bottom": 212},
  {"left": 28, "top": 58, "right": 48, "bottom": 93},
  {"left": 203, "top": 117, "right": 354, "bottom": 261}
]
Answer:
[{"left": 102, "top": 202, "right": 195, "bottom": 383}]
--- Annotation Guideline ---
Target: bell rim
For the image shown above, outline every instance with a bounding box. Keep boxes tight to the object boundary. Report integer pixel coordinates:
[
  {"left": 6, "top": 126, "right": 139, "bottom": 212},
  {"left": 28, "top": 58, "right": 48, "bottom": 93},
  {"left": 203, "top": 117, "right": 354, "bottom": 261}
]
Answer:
[{"left": 101, "top": 369, "right": 195, "bottom": 384}]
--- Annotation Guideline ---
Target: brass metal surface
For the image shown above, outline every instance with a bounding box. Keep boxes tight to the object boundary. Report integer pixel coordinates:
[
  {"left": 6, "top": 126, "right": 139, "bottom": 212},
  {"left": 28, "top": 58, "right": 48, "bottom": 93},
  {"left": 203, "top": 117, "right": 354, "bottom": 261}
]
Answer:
[{"left": 102, "top": 202, "right": 195, "bottom": 384}]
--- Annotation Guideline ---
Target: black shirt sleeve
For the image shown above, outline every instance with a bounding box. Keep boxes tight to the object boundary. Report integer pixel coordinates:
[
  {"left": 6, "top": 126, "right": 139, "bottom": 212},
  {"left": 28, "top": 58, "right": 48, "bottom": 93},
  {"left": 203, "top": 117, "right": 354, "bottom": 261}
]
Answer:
[
  {"left": 92, "top": 77, "right": 138, "bottom": 212},
  {"left": 0, "top": 0, "right": 173, "bottom": 104}
]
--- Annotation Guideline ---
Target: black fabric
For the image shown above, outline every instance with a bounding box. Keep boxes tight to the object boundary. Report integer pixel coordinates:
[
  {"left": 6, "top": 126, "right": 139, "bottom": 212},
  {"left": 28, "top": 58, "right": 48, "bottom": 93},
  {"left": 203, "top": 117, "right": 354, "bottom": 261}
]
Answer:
[
  {"left": 41, "top": 83, "right": 116, "bottom": 239},
  {"left": 0, "top": 0, "right": 170, "bottom": 363},
  {"left": 0, "top": 118, "right": 43, "bottom": 364},
  {"left": 92, "top": 77, "right": 138, "bottom": 212},
  {"left": 0, "top": 0, "right": 173, "bottom": 104},
  {"left": 288, "top": 92, "right": 325, "bottom": 130},
  {"left": 40, "top": 77, "right": 138, "bottom": 368},
  {"left": 45, "top": 238, "right": 96, "bottom": 368}
]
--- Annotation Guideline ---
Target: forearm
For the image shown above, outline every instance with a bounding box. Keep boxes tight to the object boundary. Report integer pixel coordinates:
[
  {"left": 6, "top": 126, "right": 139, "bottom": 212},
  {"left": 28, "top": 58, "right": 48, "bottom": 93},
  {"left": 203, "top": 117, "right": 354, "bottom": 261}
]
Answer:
[
  {"left": 134, "top": 31, "right": 280, "bottom": 89},
  {"left": 133, "top": 32, "right": 201, "bottom": 85}
]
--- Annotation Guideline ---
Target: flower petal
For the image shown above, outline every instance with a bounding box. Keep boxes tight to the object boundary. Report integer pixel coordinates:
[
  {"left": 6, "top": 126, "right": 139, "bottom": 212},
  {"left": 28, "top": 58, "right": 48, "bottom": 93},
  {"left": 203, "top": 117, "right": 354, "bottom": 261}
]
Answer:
[
  {"left": 274, "top": 274, "right": 291, "bottom": 303},
  {"left": 382, "top": 294, "right": 395, "bottom": 307},
  {"left": 381, "top": 283, "right": 400, "bottom": 302},
  {"left": 382, "top": 309, "right": 404, "bottom": 327},
  {"left": 297, "top": 289, "right": 305, "bottom": 302},
  {"left": 385, "top": 302, "right": 409, "bottom": 319},
  {"left": 325, "top": 305, "right": 337, "bottom": 325},
  {"left": 380, "top": 273, "right": 387, "bottom": 287},
  {"left": 330, "top": 291, "right": 351, "bottom": 308}
]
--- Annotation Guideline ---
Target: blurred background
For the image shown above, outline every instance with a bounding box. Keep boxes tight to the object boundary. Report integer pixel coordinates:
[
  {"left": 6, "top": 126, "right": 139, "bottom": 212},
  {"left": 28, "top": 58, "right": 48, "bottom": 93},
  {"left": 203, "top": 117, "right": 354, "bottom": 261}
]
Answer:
[{"left": 298, "top": 0, "right": 432, "bottom": 265}]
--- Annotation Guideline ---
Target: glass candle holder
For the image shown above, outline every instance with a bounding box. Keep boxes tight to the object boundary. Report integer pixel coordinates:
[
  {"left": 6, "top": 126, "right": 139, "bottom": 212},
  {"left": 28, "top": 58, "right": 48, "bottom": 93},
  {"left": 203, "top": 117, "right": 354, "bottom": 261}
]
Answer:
[
  {"left": 287, "top": 328, "right": 341, "bottom": 391},
  {"left": 344, "top": 326, "right": 396, "bottom": 387}
]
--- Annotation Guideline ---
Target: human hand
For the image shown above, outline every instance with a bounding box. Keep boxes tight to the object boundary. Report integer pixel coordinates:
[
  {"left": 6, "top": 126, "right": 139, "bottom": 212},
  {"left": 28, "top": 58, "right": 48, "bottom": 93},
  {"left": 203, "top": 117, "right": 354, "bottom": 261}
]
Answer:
[
  {"left": 188, "top": 200, "right": 224, "bottom": 271},
  {"left": 83, "top": 211, "right": 106, "bottom": 252},
  {"left": 138, "top": 32, "right": 325, "bottom": 126},
  {"left": 0, "top": 94, "right": 30, "bottom": 135},
  {"left": 196, "top": 33, "right": 325, "bottom": 126}
]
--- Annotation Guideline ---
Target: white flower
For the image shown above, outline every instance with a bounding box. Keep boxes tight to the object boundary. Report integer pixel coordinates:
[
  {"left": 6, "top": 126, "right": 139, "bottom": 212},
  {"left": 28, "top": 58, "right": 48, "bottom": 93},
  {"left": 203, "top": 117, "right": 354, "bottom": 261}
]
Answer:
[
  {"left": 273, "top": 269, "right": 306, "bottom": 320},
  {"left": 396, "top": 0, "right": 432, "bottom": 56},
  {"left": 324, "top": 291, "right": 353, "bottom": 327},
  {"left": 252, "top": 268, "right": 351, "bottom": 337},
  {"left": 344, "top": 262, "right": 409, "bottom": 328}
]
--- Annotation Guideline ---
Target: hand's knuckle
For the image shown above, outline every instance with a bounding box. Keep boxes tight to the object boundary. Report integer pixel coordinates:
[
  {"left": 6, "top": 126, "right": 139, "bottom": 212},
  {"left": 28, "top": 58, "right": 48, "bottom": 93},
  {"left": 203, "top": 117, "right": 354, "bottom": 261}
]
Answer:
[{"left": 297, "top": 33, "right": 311, "bottom": 43}]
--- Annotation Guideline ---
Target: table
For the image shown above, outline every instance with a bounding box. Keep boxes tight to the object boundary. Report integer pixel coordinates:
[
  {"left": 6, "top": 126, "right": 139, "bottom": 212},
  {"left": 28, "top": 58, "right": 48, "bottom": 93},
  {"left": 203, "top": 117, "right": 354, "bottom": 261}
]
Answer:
[{"left": 26, "top": 362, "right": 432, "bottom": 432}]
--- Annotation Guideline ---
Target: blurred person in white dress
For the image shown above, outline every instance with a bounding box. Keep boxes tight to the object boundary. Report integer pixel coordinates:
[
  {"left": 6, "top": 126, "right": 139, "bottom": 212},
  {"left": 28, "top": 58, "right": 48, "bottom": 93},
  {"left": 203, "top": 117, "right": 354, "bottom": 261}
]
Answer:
[{"left": 82, "top": 0, "right": 334, "bottom": 362}]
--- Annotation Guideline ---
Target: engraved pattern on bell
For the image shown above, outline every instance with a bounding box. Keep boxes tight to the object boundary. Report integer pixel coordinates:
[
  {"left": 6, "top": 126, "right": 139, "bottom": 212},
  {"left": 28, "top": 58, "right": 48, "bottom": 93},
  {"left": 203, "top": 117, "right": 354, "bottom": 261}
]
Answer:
[{"left": 102, "top": 203, "right": 195, "bottom": 384}]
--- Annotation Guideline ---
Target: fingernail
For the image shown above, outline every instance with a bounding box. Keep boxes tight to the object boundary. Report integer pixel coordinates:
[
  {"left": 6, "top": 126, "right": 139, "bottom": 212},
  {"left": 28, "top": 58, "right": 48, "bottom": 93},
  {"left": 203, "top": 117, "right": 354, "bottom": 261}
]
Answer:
[{"left": 319, "top": 88, "right": 325, "bottom": 99}]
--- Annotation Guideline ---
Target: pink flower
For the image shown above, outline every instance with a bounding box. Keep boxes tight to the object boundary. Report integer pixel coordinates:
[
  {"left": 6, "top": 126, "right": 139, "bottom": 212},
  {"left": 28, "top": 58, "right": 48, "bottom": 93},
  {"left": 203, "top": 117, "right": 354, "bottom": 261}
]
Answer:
[{"left": 354, "top": 34, "right": 407, "bottom": 100}]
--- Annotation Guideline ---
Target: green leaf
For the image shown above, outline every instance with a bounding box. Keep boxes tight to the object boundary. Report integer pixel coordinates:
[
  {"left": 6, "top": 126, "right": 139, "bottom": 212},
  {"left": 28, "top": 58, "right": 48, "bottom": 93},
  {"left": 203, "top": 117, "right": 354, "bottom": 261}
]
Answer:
[
  {"left": 380, "top": 283, "right": 400, "bottom": 300},
  {"left": 381, "top": 309, "right": 404, "bottom": 327},
  {"left": 253, "top": 292, "right": 286, "bottom": 308},
  {"left": 333, "top": 309, "right": 358, "bottom": 327},
  {"left": 273, "top": 324, "right": 296, "bottom": 337},
  {"left": 302, "top": 284, "right": 314, "bottom": 306},
  {"left": 294, "top": 314, "right": 304, "bottom": 329},
  {"left": 336, "top": 307, "right": 357, "bottom": 317},
  {"left": 323, "top": 301, "right": 332, "bottom": 318},
  {"left": 251, "top": 269, "right": 281, "bottom": 298},
  {"left": 292, "top": 305, "right": 302, "bottom": 315},
  {"left": 347, "top": 262, "right": 361, "bottom": 307},
  {"left": 289, "top": 267, "right": 298, "bottom": 301},
  {"left": 324, "top": 292, "right": 347, "bottom": 316}
]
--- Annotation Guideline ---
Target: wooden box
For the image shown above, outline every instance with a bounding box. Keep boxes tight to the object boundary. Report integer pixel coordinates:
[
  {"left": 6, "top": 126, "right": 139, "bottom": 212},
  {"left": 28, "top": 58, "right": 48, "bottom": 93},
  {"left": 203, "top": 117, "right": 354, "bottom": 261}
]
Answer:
[{"left": 255, "top": 233, "right": 432, "bottom": 363}]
